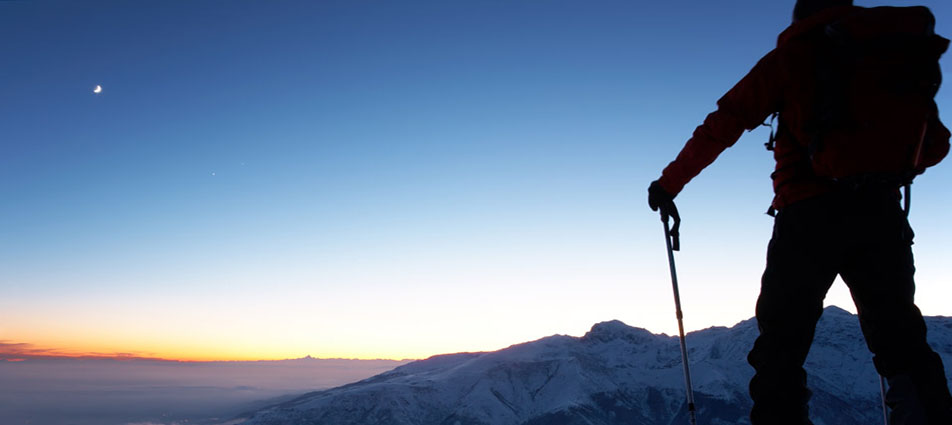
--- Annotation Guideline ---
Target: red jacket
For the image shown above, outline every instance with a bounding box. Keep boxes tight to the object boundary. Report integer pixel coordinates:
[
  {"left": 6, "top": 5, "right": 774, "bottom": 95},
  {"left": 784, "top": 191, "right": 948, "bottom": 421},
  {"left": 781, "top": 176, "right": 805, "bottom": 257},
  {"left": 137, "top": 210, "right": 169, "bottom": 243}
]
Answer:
[{"left": 657, "top": 6, "right": 950, "bottom": 209}]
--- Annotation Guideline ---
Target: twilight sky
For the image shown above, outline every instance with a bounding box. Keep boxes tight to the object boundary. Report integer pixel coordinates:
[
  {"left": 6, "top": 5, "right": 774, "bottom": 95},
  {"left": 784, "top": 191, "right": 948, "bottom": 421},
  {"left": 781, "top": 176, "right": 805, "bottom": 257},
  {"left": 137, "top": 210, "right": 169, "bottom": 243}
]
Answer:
[{"left": 2, "top": 0, "right": 950, "bottom": 361}]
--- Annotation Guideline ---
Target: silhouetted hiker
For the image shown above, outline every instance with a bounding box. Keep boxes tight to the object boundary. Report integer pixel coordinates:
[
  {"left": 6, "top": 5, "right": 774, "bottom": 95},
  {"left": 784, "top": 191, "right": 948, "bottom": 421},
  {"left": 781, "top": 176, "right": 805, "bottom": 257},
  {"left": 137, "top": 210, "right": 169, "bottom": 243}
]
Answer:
[{"left": 647, "top": 0, "right": 951, "bottom": 424}]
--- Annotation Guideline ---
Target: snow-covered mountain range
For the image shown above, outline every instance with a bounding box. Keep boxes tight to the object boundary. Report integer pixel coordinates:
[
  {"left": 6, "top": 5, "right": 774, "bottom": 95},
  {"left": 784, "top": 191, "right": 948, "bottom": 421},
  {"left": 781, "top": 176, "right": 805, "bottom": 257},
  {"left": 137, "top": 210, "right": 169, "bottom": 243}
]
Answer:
[{"left": 237, "top": 306, "right": 952, "bottom": 425}]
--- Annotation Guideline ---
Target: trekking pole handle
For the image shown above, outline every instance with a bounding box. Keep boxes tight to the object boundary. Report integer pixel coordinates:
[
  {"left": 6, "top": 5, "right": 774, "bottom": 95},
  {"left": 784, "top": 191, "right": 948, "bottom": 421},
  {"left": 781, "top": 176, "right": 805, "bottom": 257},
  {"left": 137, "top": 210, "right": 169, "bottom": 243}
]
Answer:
[{"left": 660, "top": 202, "right": 681, "bottom": 251}]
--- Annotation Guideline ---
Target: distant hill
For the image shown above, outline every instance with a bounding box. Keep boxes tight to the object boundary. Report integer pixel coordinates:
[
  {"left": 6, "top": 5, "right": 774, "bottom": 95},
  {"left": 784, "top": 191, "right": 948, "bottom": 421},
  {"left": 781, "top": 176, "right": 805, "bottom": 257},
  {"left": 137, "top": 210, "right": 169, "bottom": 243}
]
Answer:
[{"left": 237, "top": 306, "right": 952, "bottom": 425}]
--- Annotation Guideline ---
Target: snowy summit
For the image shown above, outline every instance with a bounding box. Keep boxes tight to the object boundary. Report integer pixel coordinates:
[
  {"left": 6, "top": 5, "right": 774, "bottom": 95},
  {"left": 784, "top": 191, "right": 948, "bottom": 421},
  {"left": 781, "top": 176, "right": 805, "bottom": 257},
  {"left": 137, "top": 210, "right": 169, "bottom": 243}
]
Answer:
[{"left": 235, "top": 306, "right": 952, "bottom": 425}]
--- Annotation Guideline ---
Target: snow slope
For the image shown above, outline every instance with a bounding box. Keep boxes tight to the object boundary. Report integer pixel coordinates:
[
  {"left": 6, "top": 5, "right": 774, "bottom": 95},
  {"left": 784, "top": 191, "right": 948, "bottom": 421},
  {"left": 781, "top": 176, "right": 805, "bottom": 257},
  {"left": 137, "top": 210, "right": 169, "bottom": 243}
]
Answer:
[{"left": 238, "top": 306, "right": 952, "bottom": 425}]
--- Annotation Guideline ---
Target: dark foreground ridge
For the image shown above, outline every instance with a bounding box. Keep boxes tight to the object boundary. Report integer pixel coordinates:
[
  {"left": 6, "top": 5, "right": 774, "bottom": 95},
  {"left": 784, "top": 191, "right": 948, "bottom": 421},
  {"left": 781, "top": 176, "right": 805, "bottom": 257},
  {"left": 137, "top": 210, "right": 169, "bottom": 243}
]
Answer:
[{"left": 237, "top": 306, "right": 952, "bottom": 425}]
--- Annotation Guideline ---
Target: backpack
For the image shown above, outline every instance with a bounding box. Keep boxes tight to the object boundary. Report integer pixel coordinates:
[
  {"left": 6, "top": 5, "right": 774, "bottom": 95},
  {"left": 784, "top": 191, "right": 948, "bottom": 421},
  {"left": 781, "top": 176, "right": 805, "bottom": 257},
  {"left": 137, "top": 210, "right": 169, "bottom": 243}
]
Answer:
[{"left": 800, "top": 6, "right": 949, "bottom": 182}]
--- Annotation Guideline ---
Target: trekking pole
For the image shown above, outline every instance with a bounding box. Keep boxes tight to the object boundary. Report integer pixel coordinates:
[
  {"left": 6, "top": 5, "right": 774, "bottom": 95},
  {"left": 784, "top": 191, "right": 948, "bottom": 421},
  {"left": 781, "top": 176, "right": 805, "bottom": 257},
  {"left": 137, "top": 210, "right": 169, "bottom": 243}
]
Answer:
[
  {"left": 903, "top": 183, "right": 911, "bottom": 219},
  {"left": 880, "top": 375, "right": 889, "bottom": 425},
  {"left": 875, "top": 183, "right": 913, "bottom": 425},
  {"left": 660, "top": 206, "right": 697, "bottom": 425},
  {"left": 873, "top": 183, "right": 914, "bottom": 425}
]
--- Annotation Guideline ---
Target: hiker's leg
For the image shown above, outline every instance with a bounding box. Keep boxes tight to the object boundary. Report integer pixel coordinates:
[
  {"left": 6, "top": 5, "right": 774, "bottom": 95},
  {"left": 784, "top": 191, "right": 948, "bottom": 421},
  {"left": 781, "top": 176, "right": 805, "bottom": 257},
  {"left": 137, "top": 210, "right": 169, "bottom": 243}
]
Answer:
[
  {"left": 840, "top": 198, "right": 952, "bottom": 425},
  {"left": 748, "top": 198, "right": 839, "bottom": 425}
]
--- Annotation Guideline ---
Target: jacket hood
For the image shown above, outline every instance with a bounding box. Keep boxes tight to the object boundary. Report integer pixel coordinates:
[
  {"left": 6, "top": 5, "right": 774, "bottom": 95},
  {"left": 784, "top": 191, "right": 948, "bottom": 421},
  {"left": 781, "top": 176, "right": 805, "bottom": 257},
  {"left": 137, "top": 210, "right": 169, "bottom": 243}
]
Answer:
[{"left": 777, "top": 5, "right": 858, "bottom": 46}]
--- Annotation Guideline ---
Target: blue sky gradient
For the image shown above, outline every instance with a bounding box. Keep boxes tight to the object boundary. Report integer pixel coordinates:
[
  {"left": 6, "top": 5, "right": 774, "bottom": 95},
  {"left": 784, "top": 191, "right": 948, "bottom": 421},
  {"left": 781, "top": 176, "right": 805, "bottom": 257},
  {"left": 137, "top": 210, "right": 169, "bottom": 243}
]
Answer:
[{"left": 2, "top": 0, "right": 950, "bottom": 359}]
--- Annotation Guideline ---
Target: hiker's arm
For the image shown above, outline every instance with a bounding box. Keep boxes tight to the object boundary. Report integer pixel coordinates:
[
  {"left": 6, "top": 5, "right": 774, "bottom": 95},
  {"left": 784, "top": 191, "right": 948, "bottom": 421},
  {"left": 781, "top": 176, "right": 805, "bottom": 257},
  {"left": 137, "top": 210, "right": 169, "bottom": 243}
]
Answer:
[
  {"left": 918, "top": 113, "right": 950, "bottom": 171},
  {"left": 657, "top": 51, "right": 782, "bottom": 195}
]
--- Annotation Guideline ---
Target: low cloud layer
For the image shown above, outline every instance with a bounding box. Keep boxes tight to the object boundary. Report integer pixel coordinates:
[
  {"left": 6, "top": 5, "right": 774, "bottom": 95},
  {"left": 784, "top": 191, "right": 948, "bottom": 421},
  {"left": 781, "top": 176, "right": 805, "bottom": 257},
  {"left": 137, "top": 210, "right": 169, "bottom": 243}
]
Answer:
[{"left": 0, "top": 354, "right": 411, "bottom": 425}]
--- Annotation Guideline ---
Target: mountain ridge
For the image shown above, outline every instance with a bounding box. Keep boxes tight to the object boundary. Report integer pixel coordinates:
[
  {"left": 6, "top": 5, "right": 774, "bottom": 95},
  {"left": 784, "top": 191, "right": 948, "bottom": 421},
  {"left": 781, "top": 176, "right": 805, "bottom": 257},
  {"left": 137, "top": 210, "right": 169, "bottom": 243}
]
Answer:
[{"left": 238, "top": 305, "right": 952, "bottom": 425}]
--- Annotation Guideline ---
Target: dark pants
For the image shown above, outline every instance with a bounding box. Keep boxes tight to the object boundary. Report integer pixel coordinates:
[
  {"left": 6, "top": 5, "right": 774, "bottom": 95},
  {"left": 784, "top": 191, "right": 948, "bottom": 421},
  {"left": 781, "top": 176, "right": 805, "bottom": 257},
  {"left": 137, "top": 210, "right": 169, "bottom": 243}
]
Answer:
[{"left": 747, "top": 189, "right": 952, "bottom": 425}]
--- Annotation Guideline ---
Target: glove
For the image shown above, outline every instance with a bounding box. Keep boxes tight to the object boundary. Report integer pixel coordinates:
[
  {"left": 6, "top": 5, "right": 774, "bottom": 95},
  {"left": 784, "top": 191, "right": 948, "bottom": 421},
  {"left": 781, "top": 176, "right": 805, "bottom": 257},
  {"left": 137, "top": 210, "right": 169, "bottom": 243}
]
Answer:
[{"left": 648, "top": 180, "right": 676, "bottom": 215}]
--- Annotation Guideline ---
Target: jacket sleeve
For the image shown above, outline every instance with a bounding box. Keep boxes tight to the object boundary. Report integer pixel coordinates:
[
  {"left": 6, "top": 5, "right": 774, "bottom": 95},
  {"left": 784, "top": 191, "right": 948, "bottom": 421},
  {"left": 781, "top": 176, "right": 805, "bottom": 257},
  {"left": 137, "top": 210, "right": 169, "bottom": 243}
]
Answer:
[
  {"left": 918, "top": 112, "right": 950, "bottom": 171},
  {"left": 657, "top": 50, "right": 784, "bottom": 196}
]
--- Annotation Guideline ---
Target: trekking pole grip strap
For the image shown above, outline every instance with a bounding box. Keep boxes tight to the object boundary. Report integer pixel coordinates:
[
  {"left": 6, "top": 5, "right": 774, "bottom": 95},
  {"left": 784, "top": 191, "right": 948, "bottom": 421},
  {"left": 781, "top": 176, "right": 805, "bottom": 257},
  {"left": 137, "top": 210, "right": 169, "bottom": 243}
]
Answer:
[{"left": 661, "top": 202, "right": 682, "bottom": 251}]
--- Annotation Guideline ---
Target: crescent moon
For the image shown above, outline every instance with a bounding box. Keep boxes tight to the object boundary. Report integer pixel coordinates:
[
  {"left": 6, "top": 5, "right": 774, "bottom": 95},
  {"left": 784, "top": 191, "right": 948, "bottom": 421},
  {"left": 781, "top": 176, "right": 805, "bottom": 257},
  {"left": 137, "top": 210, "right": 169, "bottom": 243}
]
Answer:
[{"left": 93, "top": 85, "right": 102, "bottom": 94}]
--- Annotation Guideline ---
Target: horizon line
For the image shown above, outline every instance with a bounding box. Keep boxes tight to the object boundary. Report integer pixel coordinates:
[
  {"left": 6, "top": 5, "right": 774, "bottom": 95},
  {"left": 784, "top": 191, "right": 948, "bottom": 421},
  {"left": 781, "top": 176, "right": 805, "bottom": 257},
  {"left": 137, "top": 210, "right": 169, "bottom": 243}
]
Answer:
[{"left": 0, "top": 352, "right": 421, "bottom": 363}]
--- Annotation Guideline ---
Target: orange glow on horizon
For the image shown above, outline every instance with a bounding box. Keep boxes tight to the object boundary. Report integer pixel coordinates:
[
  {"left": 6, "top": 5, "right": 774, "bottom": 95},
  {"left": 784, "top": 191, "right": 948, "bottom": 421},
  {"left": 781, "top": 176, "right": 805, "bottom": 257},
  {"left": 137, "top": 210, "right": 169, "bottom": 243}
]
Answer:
[
  {"left": 0, "top": 341, "right": 428, "bottom": 362},
  {"left": 1, "top": 349, "right": 419, "bottom": 362}
]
